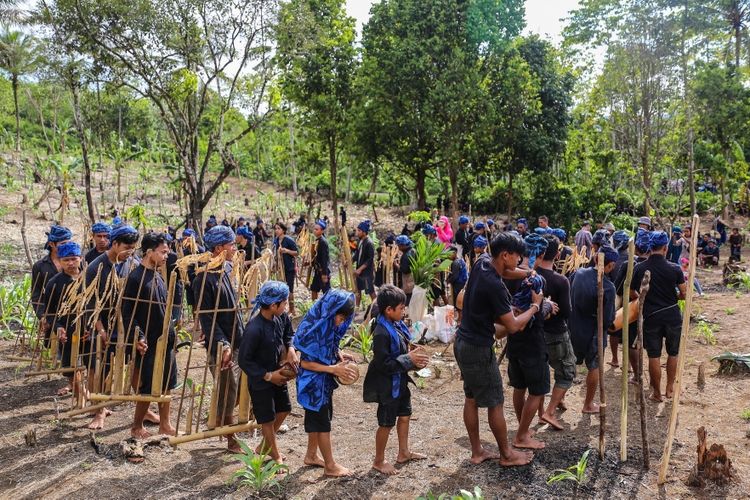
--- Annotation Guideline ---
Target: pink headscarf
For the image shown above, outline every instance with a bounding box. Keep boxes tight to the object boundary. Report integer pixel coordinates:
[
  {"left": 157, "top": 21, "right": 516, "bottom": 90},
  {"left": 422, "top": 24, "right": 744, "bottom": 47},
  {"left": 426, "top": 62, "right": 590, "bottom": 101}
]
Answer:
[{"left": 436, "top": 216, "right": 453, "bottom": 244}]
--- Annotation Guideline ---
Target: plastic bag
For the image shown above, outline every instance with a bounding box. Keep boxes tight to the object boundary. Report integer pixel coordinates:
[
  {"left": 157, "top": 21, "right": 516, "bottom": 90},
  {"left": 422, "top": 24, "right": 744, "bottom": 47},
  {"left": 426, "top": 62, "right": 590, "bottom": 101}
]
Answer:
[
  {"left": 434, "top": 305, "right": 456, "bottom": 343},
  {"left": 409, "top": 285, "right": 428, "bottom": 322}
]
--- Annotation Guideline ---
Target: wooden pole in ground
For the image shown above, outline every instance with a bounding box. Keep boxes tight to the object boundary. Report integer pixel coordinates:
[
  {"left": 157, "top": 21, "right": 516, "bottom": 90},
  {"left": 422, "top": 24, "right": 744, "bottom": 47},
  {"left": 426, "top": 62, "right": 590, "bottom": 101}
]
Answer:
[
  {"left": 658, "top": 213, "right": 700, "bottom": 484},
  {"left": 596, "top": 254, "right": 606, "bottom": 459},
  {"left": 620, "top": 238, "right": 635, "bottom": 461},
  {"left": 636, "top": 270, "right": 651, "bottom": 469}
]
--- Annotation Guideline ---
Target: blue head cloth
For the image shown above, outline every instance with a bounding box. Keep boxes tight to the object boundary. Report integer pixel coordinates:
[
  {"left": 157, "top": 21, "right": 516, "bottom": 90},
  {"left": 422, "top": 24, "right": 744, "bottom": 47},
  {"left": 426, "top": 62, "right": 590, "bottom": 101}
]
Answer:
[
  {"left": 534, "top": 227, "right": 549, "bottom": 235},
  {"left": 47, "top": 225, "right": 72, "bottom": 244},
  {"left": 487, "top": 219, "right": 495, "bottom": 226},
  {"left": 474, "top": 222, "right": 486, "bottom": 230},
  {"left": 315, "top": 219, "right": 327, "bottom": 231},
  {"left": 182, "top": 228, "right": 195, "bottom": 238},
  {"left": 422, "top": 224, "right": 437, "bottom": 236},
  {"left": 357, "top": 219, "right": 371, "bottom": 233},
  {"left": 57, "top": 241, "right": 81, "bottom": 258},
  {"left": 592, "top": 228, "right": 611, "bottom": 247},
  {"left": 236, "top": 226, "right": 252, "bottom": 240},
  {"left": 512, "top": 274, "right": 546, "bottom": 326},
  {"left": 395, "top": 235, "right": 412, "bottom": 247},
  {"left": 552, "top": 228, "right": 567, "bottom": 241},
  {"left": 458, "top": 215, "right": 469, "bottom": 225},
  {"left": 649, "top": 231, "right": 669, "bottom": 250},
  {"left": 293, "top": 289, "right": 355, "bottom": 411},
  {"left": 112, "top": 216, "right": 122, "bottom": 226},
  {"left": 524, "top": 233, "right": 549, "bottom": 268},
  {"left": 600, "top": 245, "right": 619, "bottom": 264},
  {"left": 672, "top": 225, "right": 682, "bottom": 234},
  {"left": 635, "top": 228, "right": 651, "bottom": 254},
  {"left": 91, "top": 222, "right": 111, "bottom": 235},
  {"left": 517, "top": 218, "right": 528, "bottom": 228},
  {"left": 612, "top": 230, "right": 629, "bottom": 251},
  {"left": 109, "top": 225, "right": 138, "bottom": 247},
  {"left": 164, "top": 232, "right": 174, "bottom": 243},
  {"left": 251, "top": 281, "right": 290, "bottom": 316},
  {"left": 473, "top": 236, "right": 488, "bottom": 249},
  {"left": 203, "top": 225, "right": 236, "bottom": 251}
]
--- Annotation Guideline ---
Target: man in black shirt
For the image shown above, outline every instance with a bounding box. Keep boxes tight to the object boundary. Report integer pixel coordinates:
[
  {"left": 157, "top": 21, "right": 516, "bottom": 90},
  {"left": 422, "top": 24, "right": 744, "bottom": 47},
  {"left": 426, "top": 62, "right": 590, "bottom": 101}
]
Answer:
[
  {"left": 454, "top": 215, "right": 472, "bottom": 259},
  {"left": 85, "top": 222, "right": 111, "bottom": 264},
  {"left": 454, "top": 233, "right": 539, "bottom": 467},
  {"left": 354, "top": 220, "right": 376, "bottom": 307},
  {"left": 192, "top": 225, "right": 245, "bottom": 451},
  {"left": 236, "top": 225, "right": 255, "bottom": 263},
  {"left": 32, "top": 224, "right": 72, "bottom": 323},
  {"left": 274, "top": 222, "right": 299, "bottom": 316},
  {"left": 394, "top": 235, "right": 415, "bottom": 304},
  {"left": 536, "top": 236, "right": 575, "bottom": 431},
  {"left": 310, "top": 220, "right": 331, "bottom": 300},
  {"left": 630, "top": 231, "right": 686, "bottom": 401}
]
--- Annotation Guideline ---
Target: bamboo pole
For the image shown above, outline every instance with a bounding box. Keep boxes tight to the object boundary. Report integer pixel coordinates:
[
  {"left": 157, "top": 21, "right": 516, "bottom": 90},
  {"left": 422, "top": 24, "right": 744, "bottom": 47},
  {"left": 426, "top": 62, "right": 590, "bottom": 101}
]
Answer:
[
  {"left": 169, "top": 421, "right": 261, "bottom": 447},
  {"left": 24, "top": 366, "right": 85, "bottom": 377},
  {"left": 658, "top": 213, "right": 700, "bottom": 484},
  {"left": 620, "top": 238, "right": 635, "bottom": 461},
  {"left": 151, "top": 272, "right": 177, "bottom": 396},
  {"left": 89, "top": 393, "right": 171, "bottom": 403},
  {"left": 60, "top": 400, "right": 123, "bottom": 418},
  {"left": 237, "top": 372, "right": 251, "bottom": 424},
  {"left": 596, "top": 255, "right": 606, "bottom": 460},
  {"left": 636, "top": 270, "right": 651, "bottom": 469}
]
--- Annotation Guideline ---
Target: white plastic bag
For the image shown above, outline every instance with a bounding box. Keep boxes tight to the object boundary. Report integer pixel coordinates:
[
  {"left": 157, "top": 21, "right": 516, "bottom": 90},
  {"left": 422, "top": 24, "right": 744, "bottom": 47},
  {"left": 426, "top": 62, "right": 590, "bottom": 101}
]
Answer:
[
  {"left": 409, "top": 285, "right": 428, "bottom": 322},
  {"left": 434, "top": 305, "right": 456, "bottom": 344}
]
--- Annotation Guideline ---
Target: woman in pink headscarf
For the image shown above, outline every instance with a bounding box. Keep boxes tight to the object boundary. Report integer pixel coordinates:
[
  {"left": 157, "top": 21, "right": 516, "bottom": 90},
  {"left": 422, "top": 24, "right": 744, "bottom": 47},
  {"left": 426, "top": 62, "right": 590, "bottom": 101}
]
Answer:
[{"left": 436, "top": 215, "right": 453, "bottom": 245}]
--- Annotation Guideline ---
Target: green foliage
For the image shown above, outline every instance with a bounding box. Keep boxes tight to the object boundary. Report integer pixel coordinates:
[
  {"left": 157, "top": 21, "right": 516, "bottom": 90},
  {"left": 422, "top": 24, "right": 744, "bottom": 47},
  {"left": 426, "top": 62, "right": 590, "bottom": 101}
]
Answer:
[
  {"left": 340, "top": 321, "right": 373, "bottom": 362},
  {"left": 409, "top": 235, "right": 451, "bottom": 302},
  {"left": 0, "top": 274, "right": 34, "bottom": 340},
  {"left": 694, "top": 320, "right": 717, "bottom": 346},
  {"left": 417, "top": 486, "right": 484, "bottom": 500},
  {"left": 729, "top": 271, "right": 750, "bottom": 292},
  {"left": 230, "top": 441, "right": 287, "bottom": 492},
  {"left": 547, "top": 449, "right": 590, "bottom": 487},
  {"left": 740, "top": 409, "right": 750, "bottom": 421},
  {"left": 407, "top": 211, "right": 432, "bottom": 224}
]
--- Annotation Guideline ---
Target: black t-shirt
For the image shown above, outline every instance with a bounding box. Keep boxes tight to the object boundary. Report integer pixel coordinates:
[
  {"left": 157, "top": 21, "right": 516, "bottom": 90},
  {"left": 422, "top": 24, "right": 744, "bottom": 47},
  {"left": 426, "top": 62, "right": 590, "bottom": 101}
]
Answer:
[
  {"left": 85, "top": 247, "right": 104, "bottom": 264},
  {"left": 457, "top": 254, "right": 512, "bottom": 347},
  {"left": 630, "top": 254, "right": 685, "bottom": 326},
  {"left": 537, "top": 267, "right": 571, "bottom": 340},
  {"left": 277, "top": 235, "right": 298, "bottom": 274}
]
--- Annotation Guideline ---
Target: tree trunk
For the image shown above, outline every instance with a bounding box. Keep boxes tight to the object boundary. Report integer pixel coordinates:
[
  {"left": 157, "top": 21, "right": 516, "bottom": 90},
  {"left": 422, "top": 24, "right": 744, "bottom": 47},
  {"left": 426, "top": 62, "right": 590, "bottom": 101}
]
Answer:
[
  {"left": 415, "top": 166, "right": 426, "bottom": 210},
  {"left": 12, "top": 75, "right": 20, "bottom": 155},
  {"left": 449, "top": 164, "right": 459, "bottom": 232},
  {"left": 507, "top": 170, "right": 515, "bottom": 221},
  {"left": 289, "top": 117, "right": 298, "bottom": 197},
  {"left": 328, "top": 134, "right": 339, "bottom": 228},
  {"left": 735, "top": 22, "right": 741, "bottom": 71},
  {"left": 71, "top": 83, "right": 98, "bottom": 224}
]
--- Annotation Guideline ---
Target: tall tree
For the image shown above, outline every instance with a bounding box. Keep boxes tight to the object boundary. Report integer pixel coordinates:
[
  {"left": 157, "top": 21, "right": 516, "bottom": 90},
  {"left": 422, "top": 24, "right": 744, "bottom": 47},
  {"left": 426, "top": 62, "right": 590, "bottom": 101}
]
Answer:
[
  {"left": 0, "top": 28, "right": 37, "bottom": 155},
  {"left": 276, "top": 0, "right": 357, "bottom": 228}
]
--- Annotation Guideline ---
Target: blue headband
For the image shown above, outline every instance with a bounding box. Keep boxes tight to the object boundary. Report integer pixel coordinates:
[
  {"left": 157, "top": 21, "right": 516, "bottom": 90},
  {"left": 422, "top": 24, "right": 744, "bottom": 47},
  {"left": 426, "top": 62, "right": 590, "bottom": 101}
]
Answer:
[
  {"left": 487, "top": 219, "right": 495, "bottom": 226},
  {"left": 204, "top": 225, "right": 236, "bottom": 250},
  {"left": 112, "top": 216, "right": 122, "bottom": 226},
  {"left": 672, "top": 226, "right": 682, "bottom": 233},
  {"left": 649, "top": 231, "right": 669, "bottom": 250},
  {"left": 551, "top": 228, "right": 567, "bottom": 241},
  {"left": 422, "top": 224, "right": 437, "bottom": 236},
  {"left": 251, "top": 281, "right": 290, "bottom": 315},
  {"left": 57, "top": 241, "right": 81, "bottom": 258},
  {"left": 600, "top": 245, "right": 619, "bottom": 264},
  {"left": 534, "top": 227, "right": 550, "bottom": 235},
  {"left": 524, "top": 233, "right": 549, "bottom": 268},
  {"left": 635, "top": 229, "right": 651, "bottom": 254},
  {"left": 592, "top": 229, "right": 611, "bottom": 246},
  {"left": 517, "top": 218, "right": 527, "bottom": 227},
  {"left": 357, "top": 219, "right": 371, "bottom": 233},
  {"left": 612, "top": 230, "right": 629, "bottom": 251},
  {"left": 47, "top": 225, "right": 72, "bottom": 243},
  {"left": 315, "top": 219, "right": 327, "bottom": 230},
  {"left": 473, "top": 236, "right": 488, "bottom": 248},
  {"left": 395, "top": 235, "right": 412, "bottom": 247},
  {"left": 109, "top": 225, "right": 138, "bottom": 247},
  {"left": 91, "top": 222, "right": 111, "bottom": 235},
  {"left": 458, "top": 215, "right": 469, "bottom": 225},
  {"left": 182, "top": 229, "right": 195, "bottom": 238},
  {"left": 474, "top": 222, "right": 485, "bottom": 230},
  {"left": 237, "top": 226, "right": 252, "bottom": 240}
]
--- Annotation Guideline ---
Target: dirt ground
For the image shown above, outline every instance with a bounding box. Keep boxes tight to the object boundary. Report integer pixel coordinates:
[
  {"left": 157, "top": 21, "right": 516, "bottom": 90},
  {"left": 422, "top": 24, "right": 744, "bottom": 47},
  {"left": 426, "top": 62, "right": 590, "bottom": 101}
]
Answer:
[{"left": 1, "top": 166, "right": 749, "bottom": 499}]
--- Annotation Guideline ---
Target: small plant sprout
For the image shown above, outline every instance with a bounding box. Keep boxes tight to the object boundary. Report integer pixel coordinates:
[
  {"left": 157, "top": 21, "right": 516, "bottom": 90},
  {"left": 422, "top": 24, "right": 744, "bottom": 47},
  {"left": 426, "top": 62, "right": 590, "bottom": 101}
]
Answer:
[
  {"left": 417, "top": 487, "right": 484, "bottom": 500},
  {"left": 725, "top": 307, "right": 736, "bottom": 315},
  {"left": 694, "top": 320, "right": 717, "bottom": 346},
  {"left": 547, "top": 449, "right": 591, "bottom": 498},
  {"left": 230, "top": 441, "right": 287, "bottom": 492},
  {"left": 740, "top": 409, "right": 750, "bottom": 421}
]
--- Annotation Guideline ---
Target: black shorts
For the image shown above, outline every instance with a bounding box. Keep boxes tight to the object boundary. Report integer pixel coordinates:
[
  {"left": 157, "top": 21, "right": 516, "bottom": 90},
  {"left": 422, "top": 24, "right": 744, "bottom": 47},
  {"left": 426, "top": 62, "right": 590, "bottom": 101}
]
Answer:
[
  {"left": 454, "top": 336, "right": 504, "bottom": 408},
  {"left": 304, "top": 401, "right": 333, "bottom": 433},
  {"left": 356, "top": 274, "right": 375, "bottom": 295},
  {"left": 310, "top": 271, "right": 331, "bottom": 294},
  {"left": 249, "top": 385, "right": 292, "bottom": 424},
  {"left": 284, "top": 271, "right": 296, "bottom": 293},
  {"left": 507, "top": 355, "right": 550, "bottom": 396},
  {"left": 546, "top": 334, "right": 576, "bottom": 390},
  {"left": 377, "top": 386, "right": 412, "bottom": 427},
  {"left": 644, "top": 321, "right": 681, "bottom": 358}
]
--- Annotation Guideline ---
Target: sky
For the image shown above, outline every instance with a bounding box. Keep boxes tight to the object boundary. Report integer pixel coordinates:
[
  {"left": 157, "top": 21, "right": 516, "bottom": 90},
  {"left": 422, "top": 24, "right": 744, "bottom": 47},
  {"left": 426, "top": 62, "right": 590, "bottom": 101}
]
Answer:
[{"left": 344, "top": 0, "right": 581, "bottom": 43}]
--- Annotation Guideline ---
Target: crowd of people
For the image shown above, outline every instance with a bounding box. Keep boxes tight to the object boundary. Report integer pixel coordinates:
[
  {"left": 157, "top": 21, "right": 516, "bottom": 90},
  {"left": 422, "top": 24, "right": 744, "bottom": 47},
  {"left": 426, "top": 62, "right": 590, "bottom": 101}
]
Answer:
[{"left": 25, "top": 208, "right": 744, "bottom": 477}]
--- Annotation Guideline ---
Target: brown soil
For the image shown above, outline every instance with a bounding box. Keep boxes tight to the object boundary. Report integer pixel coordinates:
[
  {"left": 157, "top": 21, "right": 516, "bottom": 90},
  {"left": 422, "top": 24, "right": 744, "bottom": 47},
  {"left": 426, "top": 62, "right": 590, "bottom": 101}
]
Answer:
[{"left": 1, "top": 165, "right": 749, "bottom": 498}]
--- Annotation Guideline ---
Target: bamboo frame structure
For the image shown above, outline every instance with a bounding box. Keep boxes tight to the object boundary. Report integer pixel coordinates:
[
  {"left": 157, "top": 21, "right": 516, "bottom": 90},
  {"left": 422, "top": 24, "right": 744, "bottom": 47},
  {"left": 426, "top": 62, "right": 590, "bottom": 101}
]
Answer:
[
  {"left": 658, "top": 213, "right": 700, "bottom": 484},
  {"left": 620, "top": 238, "right": 635, "bottom": 461},
  {"left": 636, "top": 270, "right": 651, "bottom": 469},
  {"left": 596, "top": 255, "right": 606, "bottom": 459},
  {"left": 338, "top": 225, "right": 356, "bottom": 292}
]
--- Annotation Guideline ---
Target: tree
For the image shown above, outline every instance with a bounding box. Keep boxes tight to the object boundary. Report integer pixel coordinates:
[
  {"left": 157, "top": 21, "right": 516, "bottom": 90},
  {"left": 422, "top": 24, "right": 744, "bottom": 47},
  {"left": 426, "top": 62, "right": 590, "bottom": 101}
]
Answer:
[
  {"left": 276, "top": 0, "right": 357, "bottom": 228},
  {"left": 0, "top": 28, "right": 37, "bottom": 154},
  {"left": 43, "top": 0, "right": 277, "bottom": 231}
]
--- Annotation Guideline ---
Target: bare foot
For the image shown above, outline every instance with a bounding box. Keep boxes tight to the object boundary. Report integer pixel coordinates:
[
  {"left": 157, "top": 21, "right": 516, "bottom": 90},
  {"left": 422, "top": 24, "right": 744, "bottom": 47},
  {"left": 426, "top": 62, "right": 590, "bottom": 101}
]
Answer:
[
  {"left": 498, "top": 448, "right": 534, "bottom": 467},
  {"left": 87, "top": 411, "right": 107, "bottom": 430},
  {"left": 158, "top": 425, "right": 177, "bottom": 436},
  {"left": 556, "top": 401, "right": 567, "bottom": 412},
  {"left": 373, "top": 461, "right": 398, "bottom": 475},
  {"left": 629, "top": 376, "right": 638, "bottom": 385},
  {"left": 540, "top": 413, "right": 564, "bottom": 431},
  {"left": 131, "top": 427, "right": 152, "bottom": 440},
  {"left": 396, "top": 451, "right": 427, "bottom": 464},
  {"left": 582, "top": 404, "right": 600, "bottom": 414},
  {"left": 470, "top": 448, "right": 501, "bottom": 464},
  {"left": 57, "top": 386, "right": 72, "bottom": 396},
  {"left": 304, "top": 455, "right": 326, "bottom": 468},
  {"left": 513, "top": 434, "right": 546, "bottom": 450},
  {"left": 608, "top": 361, "right": 619, "bottom": 368},
  {"left": 324, "top": 463, "right": 353, "bottom": 477},
  {"left": 664, "top": 389, "right": 674, "bottom": 399},
  {"left": 227, "top": 438, "right": 242, "bottom": 454},
  {"left": 144, "top": 410, "right": 160, "bottom": 425},
  {"left": 649, "top": 391, "right": 663, "bottom": 402}
]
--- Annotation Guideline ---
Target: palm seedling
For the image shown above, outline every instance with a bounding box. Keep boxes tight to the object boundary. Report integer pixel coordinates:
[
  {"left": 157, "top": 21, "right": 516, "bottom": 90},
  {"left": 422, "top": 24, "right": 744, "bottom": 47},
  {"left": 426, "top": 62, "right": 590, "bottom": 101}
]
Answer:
[{"left": 547, "top": 449, "right": 591, "bottom": 499}]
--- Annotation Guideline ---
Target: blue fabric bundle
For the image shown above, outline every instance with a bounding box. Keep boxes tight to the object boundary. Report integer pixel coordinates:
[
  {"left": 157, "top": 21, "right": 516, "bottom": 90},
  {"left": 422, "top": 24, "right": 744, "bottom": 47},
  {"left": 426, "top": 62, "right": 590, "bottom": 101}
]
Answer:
[
  {"left": 612, "top": 230, "right": 629, "bottom": 251},
  {"left": 236, "top": 226, "right": 252, "bottom": 240},
  {"left": 293, "top": 290, "right": 355, "bottom": 411},
  {"left": 315, "top": 219, "right": 327, "bottom": 230},
  {"left": 512, "top": 274, "right": 546, "bottom": 327},
  {"left": 376, "top": 314, "right": 412, "bottom": 399},
  {"left": 182, "top": 228, "right": 195, "bottom": 238},
  {"left": 600, "top": 245, "right": 619, "bottom": 264},
  {"left": 421, "top": 224, "right": 437, "bottom": 236},
  {"left": 203, "top": 225, "right": 235, "bottom": 250},
  {"left": 635, "top": 228, "right": 651, "bottom": 254},
  {"left": 524, "top": 233, "right": 549, "bottom": 268},
  {"left": 357, "top": 219, "right": 371, "bottom": 233},
  {"left": 91, "top": 222, "right": 111, "bottom": 235},
  {"left": 649, "top": 231, "right": 669, "bottom": 250},
  {"left": 474, "top": 222, "right": 486, "bottom": 230},
  {"left": 57, "top": 241, "right": 81, "bottom": 258},
  {"left": 534, "top": 227, "right": 552, "bottom": 235},
  {"left": 395, "top": 235, "right": 412, "bottom": 247},
  {"left": 552, "top": 228, "right": 567, "bottom": 241},
  {"left": 592, "top": 228, "right": 611, "bottom": 246},
  {"left": 109, "top": 225, "right": 138, "bottom": 247},
  {"left": 112, "top": 216, "right": 122, "bottom": 226},
  {"left": 473, "top": 236, "right": 488, "bottom": 249},
  {"left": 458, "top": 215, "right": 469, "bottom": 225},
  {"left": 47, "top": 225, "right": 72, "bottom": 244}
]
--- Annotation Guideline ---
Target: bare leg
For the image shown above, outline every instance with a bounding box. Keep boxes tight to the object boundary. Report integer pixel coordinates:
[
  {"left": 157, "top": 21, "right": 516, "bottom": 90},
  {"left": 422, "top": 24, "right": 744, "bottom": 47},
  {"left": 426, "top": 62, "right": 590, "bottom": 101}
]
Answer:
[
  {"left": 303, "top": 433, "right": 325, "bottom": 467},
  {"left": 541, "top": 387, "right": 568, "bottom": 430},
  {"left": 513, "top": 394, "right": 545, "bottom": 449},
  {"left": 512, "top": 388, "right": 525, "bottom": 422},
  {"left": 395, "top": 416, "right": 426, "bottom": 463},
  {"left": 317, "top": 432, "right": 352, "bottom": 477},
  {"left": 256, "top": 412, "right": 289, "bottom": 456},
  {"left": 648, "top": 357, "right": 663, "bottom": 401},
  {"left": 463, "top": 397, "right": 500, "bottom": 464},
  {"left": 87, "top": 370, "right": 108, "bottom": 429},
  {"left": 259, "top": 421, "right": 283, "bottom": 462},
  {"left": 487, "top": 405, "right": 534, "bottom": 466},
  {"left": 131, "top": 401, "right": 152, "bottom": 439},
  {"left": 131, "top": 368, "right": 159, "bottom": 424},
  {"left": 609, "top": 335, "right": 620, "bottom": 367},
  {"left": 665, "top": 355, "right": 678, "bottom": 398},
  {"left": 373, "top": 426, "right": 397, "bottom": 475},
  {"left": 158, "top": 400, "right": 176, "bottom": 436},
  {"left": 582, "top": 369, "right": 600, "bottom": 413}
]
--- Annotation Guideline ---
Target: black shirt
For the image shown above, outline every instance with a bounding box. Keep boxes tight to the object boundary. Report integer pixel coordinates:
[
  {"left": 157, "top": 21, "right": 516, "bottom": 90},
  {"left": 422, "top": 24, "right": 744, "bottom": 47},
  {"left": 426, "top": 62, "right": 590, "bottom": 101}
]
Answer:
[
  {"left": 85, "top": 247, "right": 105, "bottom": 264},
  {"left": 192, "top": 261, "right": 244, "bottom": 356},
  {"left": 504, "top": 275, "right": 546, "bottom": 361},
  {"left": 399, "top": 248, "right": 415, "bottom": 276},
  {"left": 43, "top": 272, "right": 78, "bottom": 335},
  {"left": 121, "top": 264, "right": 175, "bottom": 345},
  {"left": 31, "top": 255, "right": 59, "bottom": 318},
  {"left": 630, "top": 254, "right": 685, "bottom": 326},
  {"left": 314, "top": 236, "right": 330, "bottom": 275},
  {"left": 238, "top": 312, "right": 294, "bottom": 391},
  {"left": 569, "top": 267, "right": 616, "bottom": 354},
  {"left": 457, "top": 254, "right": 512, "bottom": 348},
  {"left": 454, "top": 228, "right": 472, "bottom": 257},
  {"left": 537, "top": 267, "right": 571, "bottom": 341},
  {"left": 363, "top": 321, "right": 412, "bottom": 404},
  {"left": 276, "top": 235, "right": 298, "bottom": 275},
  {"left": 354, "top": 237, "right": 375, "bottom": 277},
  {"left": 85, "top": 253, "right": 139, "bottom": 338}
]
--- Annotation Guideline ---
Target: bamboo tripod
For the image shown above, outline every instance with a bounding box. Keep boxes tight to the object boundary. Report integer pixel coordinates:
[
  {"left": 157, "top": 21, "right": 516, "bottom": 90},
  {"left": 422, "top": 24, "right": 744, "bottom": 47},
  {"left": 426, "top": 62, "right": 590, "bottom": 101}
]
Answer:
[
  {"left": 619, "top": 239, "right": 635, "bottom": 461},
  {"left": 658, "top": 214, "right": 700, "bottom": 484},
  {"left": 338, "top": 225, "right": 356, "bottom": 292},
  {"left": 636, "top": 270, "right": 651, "bottom": 469}
]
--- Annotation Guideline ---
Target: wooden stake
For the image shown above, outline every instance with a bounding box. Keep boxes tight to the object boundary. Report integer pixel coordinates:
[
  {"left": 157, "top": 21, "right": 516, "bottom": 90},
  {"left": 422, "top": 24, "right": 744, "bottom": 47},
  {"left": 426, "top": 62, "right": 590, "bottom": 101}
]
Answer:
[
  {"left": 169, "top": 421, "right": 261, "bottom": 447},
  {"left": 636, "top": 270, "right": 651, "bottom": 469},
  {"left": 151, "top": 272, "right": 177, "bottom": 396},
  {"left": 620, "top": 239, "right": 635, "bottom": 462},
  {"left": 89, "top": 393, "right": 171, "bottom": 403},
  {"left": 658, "top": 213, "right": 700, "bottom": 484},
  {"left": 60, "top": 400, "right": 123, "bottom": 418},
  {"left": 596, "top": 255, "right": 606, "bottom": 460}
]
